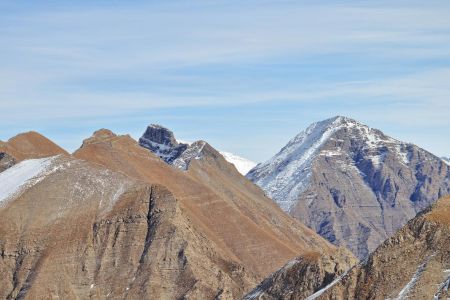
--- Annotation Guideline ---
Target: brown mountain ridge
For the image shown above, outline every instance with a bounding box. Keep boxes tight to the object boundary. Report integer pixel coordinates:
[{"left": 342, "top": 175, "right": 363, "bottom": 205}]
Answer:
[{"left": 0, "top": 129, "right": 356, "bottom": 299}]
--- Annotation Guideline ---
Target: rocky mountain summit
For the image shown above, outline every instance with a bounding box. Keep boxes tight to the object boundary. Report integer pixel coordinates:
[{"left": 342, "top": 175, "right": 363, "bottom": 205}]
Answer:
[
  {"left": 139, "top": 124, "right": 255, "bottom": 174},
  {"left": 248, "top": 116, "right": 450, "bottom": 258},
  {"left": 0, "top": 131, "right": 68, "bottom": 172},
  {"left": 138, "top": 124, "right": 208, "bottom": 170},
  {"left": 244, "top": 196, "right": 450, "bottom": 299},
  {"left": 138, "top": 124, "right": 188, "bottom": 164}
]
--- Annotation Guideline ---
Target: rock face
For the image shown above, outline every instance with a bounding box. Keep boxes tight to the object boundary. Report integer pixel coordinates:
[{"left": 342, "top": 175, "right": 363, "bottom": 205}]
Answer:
[
  {"left": 248, "top": 116, "right": 450, "bottom": 258},
  {"left": 244, "top": 248, "right": 355, "bottom": 300},
  {"left": 73, "top": 129, "right": 355, "bottom": 298},
  {"left": 0, "top": 152, "right": 16, "bottom": 172},
  {"left": 307, "top": 196, "right": 450, "bottom": 299},
  {"left": 138, "top": 124, "right": 188, "bottom": 164},
  {"left": 139, "top": 124, "right": 257, "bottom": 175},
  {"left": 243, "top": 196, "right": 450, "bottom": 300}
]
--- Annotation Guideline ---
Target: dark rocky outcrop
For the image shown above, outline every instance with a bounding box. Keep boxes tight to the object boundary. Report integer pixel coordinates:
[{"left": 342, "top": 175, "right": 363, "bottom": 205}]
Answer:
[
  {"left": 244, "top": 248, "right": 355, "bottom": 300},
  {"left": 0, "top": 152, "right": 16, "bottom": 172},
  {"left": 310, "top": 196, "right": 450, "bottom": 299},
  {"left": 244, "top": 196, "right": 450, "bottom": 300},
  {"left": 138, "top": 124, "right": 188, "bottom": 164}
]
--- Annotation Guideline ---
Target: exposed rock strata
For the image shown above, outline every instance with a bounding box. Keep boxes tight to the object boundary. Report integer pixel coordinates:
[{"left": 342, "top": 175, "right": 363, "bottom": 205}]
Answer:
[{"left": 244, "top": 196, "right": 450, "bottom": 299}]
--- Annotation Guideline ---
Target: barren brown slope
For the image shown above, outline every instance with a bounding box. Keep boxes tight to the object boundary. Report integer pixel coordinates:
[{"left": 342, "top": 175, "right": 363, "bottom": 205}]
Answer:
[
  {"left": 0, "top": 131, "right": 68, "bottom": 162},
  {"left": 73, "top": 130, "right": 356, "bottom": 288},
  {"left": 0, "top": 155, "right": 255, "bottom": 299}
]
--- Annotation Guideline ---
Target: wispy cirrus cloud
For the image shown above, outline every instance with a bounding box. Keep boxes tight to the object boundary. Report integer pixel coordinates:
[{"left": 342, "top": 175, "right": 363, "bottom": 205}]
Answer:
[{"left": 0, "top": 0, "right": 449, "bottom": 159}]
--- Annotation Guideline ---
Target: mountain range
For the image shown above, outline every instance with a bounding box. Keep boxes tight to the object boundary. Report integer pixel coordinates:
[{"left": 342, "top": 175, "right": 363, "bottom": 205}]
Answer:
[
  {"left": 0, "top": 116, "right": 448, "bottom": 299},
  {"left": 247, "top": 116, "right": 449, "bottom": 258}
]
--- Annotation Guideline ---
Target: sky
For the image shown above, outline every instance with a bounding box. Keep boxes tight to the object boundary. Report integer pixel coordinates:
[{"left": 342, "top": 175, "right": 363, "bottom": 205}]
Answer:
[{"left": 0, "top": 0, "right": 449, "bottom": 162}]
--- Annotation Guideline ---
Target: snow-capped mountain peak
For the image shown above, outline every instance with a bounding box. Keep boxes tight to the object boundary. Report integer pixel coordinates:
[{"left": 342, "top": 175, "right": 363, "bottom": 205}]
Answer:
[
  {"left": 247, "top": 116, "right": 372, "bottom": 211},
  {"left": 247, "top": 116, "right": 449, "bottom": 259},
  {"left": 247, "top": 116, "right": 413, "bottom": 212},
  {"left": 220, "top": 151, "right": 256, "bottom": 175}
]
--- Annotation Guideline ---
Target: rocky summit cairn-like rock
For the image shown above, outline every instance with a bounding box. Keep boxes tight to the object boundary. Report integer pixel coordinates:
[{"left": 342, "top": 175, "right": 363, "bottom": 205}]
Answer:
[
  {"left": 138, "top": 124, "right": 188, "bottom": 164},
  {"left": 138, "top": 124, "right": 210, "bottom": 170},
  {"left": 248, "top": 116, "right": 450, "bottom": 259}
]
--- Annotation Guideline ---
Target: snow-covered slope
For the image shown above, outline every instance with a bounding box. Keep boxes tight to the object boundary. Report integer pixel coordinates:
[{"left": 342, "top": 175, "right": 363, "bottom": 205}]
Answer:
[
  {"left": 0, "top": 156, "right": 56, "bottom": 205},
  {"left": 220, "top": 151, "right": 256, "bottom": 175},
  {"left": 247, "top": 116, "right": 449, "bottom": 258},
  {"left": 247, "top": 117, "right": 349, "bottom": 211},
  {"left": 247, "top": 116, "right": 411, "bottom": 212}
]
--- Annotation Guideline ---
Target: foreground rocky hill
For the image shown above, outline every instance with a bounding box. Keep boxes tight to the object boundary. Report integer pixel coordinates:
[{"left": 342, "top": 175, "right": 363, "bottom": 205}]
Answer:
[
  {"left": 244, "top": 196, "right": 450, "bottom": 299},
  {"left": 72, "top": 128, "right": 356, "bottom": 298},
  {"left": 248, "top": 116, "right": 450, "bottom": 258},
  {"left": 244, "top": 249, "right": 354, "bottom": 300},
  {"left": 1, "top": 155, "right": 195, "bottom": 299}
]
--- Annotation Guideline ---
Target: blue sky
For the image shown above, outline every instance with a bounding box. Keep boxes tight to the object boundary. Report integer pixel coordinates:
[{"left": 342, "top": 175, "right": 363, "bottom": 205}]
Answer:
[{"left": 0, "top": 0, "right": 449, "bottom": 162}]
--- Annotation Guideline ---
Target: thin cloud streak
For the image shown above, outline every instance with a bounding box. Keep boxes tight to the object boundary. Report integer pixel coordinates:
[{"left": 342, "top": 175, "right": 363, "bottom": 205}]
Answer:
[{"left": 0, "top": 0, "right": 449, "bottom": 159}]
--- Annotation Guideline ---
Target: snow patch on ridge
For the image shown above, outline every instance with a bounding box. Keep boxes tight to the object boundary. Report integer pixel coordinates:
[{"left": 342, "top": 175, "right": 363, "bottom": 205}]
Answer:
[
  {"left": 305, "top": 269, "right": 350, "bottom": 300},
  {"left": 434, "top": 270, "right": 450, "bottom": 300},
  {"left": 0, "top": 156, "right": 57, "bottom": 205},
  {"left": 220, "top": 151, "right": 256, "bottom": 175},
  {"left": 173, "top": 141, "right": 206, "bottom": 170},
  {"left": 395, "top": 254, "right": 435, "bottom": 300}
]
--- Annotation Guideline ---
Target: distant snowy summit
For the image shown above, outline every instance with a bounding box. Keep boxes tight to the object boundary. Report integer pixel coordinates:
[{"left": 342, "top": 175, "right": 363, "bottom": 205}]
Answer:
[
  {"left": 220, "top": 151, "right": 256, "bottom": 175},
  {"left": 139, "top": 124, "right": 255, "bottom": 175},
  {"left": 247, "top": 115, "right": 449, "bottom": 258}
]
